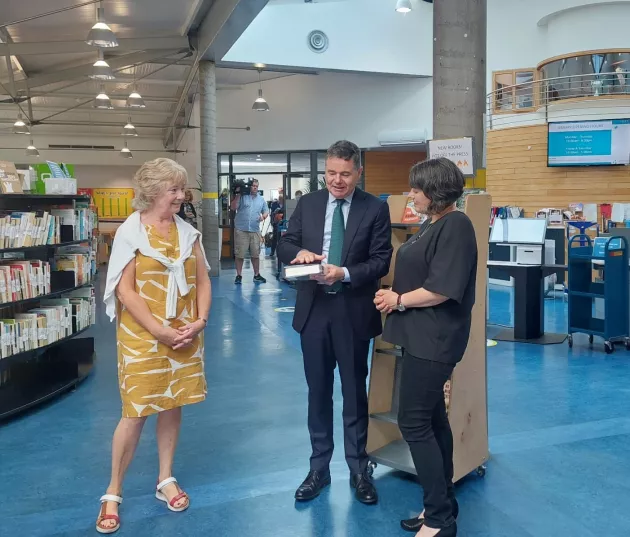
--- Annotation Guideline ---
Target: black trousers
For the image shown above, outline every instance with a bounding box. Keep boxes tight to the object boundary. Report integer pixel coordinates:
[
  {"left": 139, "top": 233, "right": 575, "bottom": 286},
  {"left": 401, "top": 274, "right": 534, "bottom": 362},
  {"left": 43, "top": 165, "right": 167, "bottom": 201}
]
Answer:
[
  {"left": 270, "top": 227, "right": 279, "bottom": 255},
  {"left": 398, "top": 351, "right": 456, "bottom": 529},
  {"left": 300, "top": 291, "right": 370, "bottom": 475}
]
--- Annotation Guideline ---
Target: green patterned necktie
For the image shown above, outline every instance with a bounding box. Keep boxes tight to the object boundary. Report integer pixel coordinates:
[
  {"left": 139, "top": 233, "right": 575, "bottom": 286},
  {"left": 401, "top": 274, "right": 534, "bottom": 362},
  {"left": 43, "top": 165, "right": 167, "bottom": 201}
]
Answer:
[{"left": 326, "top": 199, "right": 345, "bottom": 292}]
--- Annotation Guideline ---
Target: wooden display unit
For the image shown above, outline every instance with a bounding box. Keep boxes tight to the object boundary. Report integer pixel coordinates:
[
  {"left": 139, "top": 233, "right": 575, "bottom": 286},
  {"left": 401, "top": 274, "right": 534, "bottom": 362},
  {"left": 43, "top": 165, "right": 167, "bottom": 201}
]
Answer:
[{"left": 367, "top": 194, "right": 491, "bottom": 482}]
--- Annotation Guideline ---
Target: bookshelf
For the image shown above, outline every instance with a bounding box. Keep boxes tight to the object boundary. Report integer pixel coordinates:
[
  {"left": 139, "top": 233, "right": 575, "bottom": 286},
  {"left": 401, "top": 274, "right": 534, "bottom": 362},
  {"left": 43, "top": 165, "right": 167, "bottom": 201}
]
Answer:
[
  {"left": 0, "top": 193, "right": 96, "bottom": 421},
  {"left": 367, "top": 194, "right": 491, "bottom": 482}
]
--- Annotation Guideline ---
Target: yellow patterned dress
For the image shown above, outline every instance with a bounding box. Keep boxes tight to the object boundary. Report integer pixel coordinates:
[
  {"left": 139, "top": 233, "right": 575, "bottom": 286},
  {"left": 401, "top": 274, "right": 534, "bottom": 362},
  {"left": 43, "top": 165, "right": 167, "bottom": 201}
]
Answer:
[{"left": 116, "top": 223, "right": 207, "bottom": 418}]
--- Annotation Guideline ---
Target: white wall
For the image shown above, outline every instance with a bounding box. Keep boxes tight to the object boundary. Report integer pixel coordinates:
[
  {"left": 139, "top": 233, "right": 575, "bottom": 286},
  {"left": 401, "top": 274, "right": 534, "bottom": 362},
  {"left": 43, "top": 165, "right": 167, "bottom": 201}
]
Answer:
[
  {"left": 213, "top": 72, "right": 433, "bottom": 153},
  {"left": 545, "top": 3, "right": 630, "bottom": 59},
  {"left": 223, "top": 0, "right": 432, "bottom": 77},
  {"left": 74, "top": 165, "right": 138, "bottom": 188},
  {"left": 487, "top": 0, "right": 630, "bottom": 90},
  {"left": 0, "top": 133, "right": 171, "bottom": 168}
]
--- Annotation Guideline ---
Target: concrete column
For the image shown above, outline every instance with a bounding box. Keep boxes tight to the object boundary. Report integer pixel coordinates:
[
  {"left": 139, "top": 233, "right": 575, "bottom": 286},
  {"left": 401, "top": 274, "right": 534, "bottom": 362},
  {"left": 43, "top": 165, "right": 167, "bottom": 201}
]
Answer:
[
  {"left": 199, "top": 60, "right": 220, "bottom": 277},
  {"left": 433, "top": 0, "right": 487, "bottom": 170}
]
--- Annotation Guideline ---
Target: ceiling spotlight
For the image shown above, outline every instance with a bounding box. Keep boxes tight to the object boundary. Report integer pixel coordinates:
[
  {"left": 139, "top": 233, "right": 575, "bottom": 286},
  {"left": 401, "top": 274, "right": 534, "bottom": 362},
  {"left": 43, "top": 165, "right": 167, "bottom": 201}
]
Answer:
[
  {"left": 13, "top": 113, "right": 30, "bottom": 134},
  {"left": 90, "top": 50, "right": 115, "bottom": 80},
  {"left": 86, "top": 4, "right": 119, "bottom": 48},
  {"left": 396, "top": 0, "right": 412, "bottom": 13},
  {"left": 122, "top": 118, "right": 138, "bottom": 136},
  {"left": 25, "top": 139, "right": 40, "bottom": 157},
  {"left": 120, "top": 141, "right": 133, "bottom": 158},
  {"left": 127, "top": 89, "right": 145, "bottom": 108},
  {"left": 94, "top": 86, "right": 113, "bottom": 109},
  {"left": 252, "top": 69, "right": 270, "bottom": 112}
]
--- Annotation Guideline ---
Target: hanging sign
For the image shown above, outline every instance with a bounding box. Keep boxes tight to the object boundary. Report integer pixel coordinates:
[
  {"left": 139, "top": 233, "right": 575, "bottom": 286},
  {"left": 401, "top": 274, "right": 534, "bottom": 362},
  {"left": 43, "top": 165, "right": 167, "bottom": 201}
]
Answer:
[
  {"left": 428, "top": 137, "right": 475, "bottom": 176},
  {"left": 93, "top": 188, "right": 135, "bottom": 219}
]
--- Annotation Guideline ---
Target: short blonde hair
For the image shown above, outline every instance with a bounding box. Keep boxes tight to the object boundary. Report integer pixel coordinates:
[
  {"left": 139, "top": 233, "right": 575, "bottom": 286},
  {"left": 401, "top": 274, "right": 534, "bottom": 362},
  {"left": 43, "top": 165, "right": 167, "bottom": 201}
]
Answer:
[{"left": 132, "top": 158, "right": 188, "bottom": 211}]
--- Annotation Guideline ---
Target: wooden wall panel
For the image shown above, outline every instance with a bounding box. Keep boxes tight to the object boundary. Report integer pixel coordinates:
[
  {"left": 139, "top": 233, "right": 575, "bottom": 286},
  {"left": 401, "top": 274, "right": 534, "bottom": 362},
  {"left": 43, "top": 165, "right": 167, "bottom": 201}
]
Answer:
[
  {"left": 364, "top": 150, "right": 426, "bottom": 196},
  {"left": 487, "top": 125, "right": 630, "bottom": 215}
]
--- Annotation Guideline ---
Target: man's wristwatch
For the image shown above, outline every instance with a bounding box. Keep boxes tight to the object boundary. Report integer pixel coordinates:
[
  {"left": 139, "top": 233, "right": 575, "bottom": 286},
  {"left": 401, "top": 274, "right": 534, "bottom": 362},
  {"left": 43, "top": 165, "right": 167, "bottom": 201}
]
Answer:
[{"left": 396, "top": 294, "right": 406, "bottom": 312}]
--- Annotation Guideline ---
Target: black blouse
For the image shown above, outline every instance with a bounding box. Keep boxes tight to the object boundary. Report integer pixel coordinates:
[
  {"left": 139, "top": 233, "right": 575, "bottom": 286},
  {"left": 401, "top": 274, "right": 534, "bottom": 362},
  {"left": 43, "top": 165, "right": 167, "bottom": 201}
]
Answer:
[{"left": 382, "top": 211, "right": 478, "bottom": 364}]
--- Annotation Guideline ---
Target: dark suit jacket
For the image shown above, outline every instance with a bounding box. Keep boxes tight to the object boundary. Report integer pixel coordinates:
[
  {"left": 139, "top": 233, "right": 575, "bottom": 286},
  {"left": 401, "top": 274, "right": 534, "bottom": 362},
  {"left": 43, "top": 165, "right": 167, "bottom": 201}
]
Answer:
[{"left": 277, "top": 188, "right": 393, "bottom": 340}]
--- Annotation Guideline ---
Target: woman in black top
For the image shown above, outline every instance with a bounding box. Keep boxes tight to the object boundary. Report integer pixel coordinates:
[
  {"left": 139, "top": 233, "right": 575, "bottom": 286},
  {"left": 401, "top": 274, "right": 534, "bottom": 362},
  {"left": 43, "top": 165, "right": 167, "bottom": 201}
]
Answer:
[
  {"left": 374, "top": 158, "right": 478, "bottom": 537},
  {"left": 177, "top": 189, "right": 198, "bottom": 228}
]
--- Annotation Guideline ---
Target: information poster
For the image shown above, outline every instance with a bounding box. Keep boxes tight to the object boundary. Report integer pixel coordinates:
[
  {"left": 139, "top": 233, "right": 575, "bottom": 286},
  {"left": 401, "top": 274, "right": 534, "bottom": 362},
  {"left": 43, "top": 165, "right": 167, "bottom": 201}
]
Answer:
[
  {"left": 548, "top": 120, "right": 630, "bottom": 166},
  {"left": 428, "top": 137, "right": 475, "bottom": 176},
  {"left": 93, "top": 188, "right": 134, "bottom": 219}
]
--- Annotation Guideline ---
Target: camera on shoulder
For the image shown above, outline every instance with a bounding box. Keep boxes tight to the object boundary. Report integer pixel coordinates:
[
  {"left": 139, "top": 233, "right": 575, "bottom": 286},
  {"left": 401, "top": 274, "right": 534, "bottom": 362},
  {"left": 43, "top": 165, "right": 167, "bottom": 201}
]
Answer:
[{"left": 231, "top": 177, "right": 255, "bottom": 196}]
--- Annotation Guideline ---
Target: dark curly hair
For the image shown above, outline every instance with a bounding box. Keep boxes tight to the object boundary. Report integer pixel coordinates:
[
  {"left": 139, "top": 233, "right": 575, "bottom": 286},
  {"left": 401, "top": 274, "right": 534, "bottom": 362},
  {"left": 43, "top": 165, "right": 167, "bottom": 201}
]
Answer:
[{"left": 409, "top": 158, "right": 465, "bottom": 215}]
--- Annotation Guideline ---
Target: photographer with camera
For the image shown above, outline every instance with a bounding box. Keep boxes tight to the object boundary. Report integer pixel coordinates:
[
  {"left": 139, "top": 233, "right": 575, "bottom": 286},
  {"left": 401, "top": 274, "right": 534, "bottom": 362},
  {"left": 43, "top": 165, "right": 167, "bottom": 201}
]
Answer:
[{"left": 230, "top": 178, "right": 268, "bottom": 284}]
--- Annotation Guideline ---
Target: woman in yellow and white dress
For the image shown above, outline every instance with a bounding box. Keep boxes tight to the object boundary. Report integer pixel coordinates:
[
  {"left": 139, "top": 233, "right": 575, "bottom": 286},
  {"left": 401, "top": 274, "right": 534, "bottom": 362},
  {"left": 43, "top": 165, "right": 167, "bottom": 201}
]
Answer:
[{"left": 97, "top": 158, "right": 211, "bottom": 534}]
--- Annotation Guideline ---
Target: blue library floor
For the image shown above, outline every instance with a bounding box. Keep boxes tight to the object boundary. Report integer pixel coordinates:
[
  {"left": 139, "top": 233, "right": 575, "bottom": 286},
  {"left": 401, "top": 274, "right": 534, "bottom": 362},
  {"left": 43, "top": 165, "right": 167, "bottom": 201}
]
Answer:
[{"left": 2, "top": 260, "right": 630, "bottom": 537}]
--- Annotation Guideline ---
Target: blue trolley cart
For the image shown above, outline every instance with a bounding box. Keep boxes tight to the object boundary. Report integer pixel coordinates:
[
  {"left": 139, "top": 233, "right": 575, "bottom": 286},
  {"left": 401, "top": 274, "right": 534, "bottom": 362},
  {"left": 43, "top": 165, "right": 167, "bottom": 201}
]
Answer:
[{"left": 567, "top": 234, "right": 630, "bottom": 354}]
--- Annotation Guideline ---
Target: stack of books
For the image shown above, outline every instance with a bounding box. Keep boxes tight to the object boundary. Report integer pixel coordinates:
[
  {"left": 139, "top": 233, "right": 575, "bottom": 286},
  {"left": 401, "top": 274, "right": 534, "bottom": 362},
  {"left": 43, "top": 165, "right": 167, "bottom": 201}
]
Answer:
[
  {"left": 0, "top": 207, "right": 96, "bottom": 249},
  {"left": 0, "top": 260, "right": 51, "bottom": 303},
  {"left": 0, "top": 286, "right": 95, "bottom": 359},
  {"left": 53, "top": 252, "right": 92, "bottom": 286},
  {"left": 0, "top": 211, "right": 62, "bottom": 248},
  {"left": 51, "top": 207, "right": 95, "bottom": 241}
]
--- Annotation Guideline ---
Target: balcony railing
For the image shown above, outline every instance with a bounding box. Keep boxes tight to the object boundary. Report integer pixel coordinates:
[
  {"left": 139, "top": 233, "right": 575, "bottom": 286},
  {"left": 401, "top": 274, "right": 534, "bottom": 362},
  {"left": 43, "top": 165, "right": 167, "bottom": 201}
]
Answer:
[{"left": 487, "top": 71, "right": 630, "bottom": 130}]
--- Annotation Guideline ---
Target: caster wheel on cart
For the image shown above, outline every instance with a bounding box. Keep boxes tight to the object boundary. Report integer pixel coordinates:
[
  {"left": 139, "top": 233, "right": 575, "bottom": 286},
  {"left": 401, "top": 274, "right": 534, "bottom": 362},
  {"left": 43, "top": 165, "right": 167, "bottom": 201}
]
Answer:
[
  {"left": 605, "top": 341, "right": 614, "bottom": 354},
  {"left": 589, "top": 334, "right": 594, "bottom": 345},
  {"left": 568, "top": 335, "right": 573, "bottom": 348},
  {"left": 476, "top": 465, "right": 487, "bottom": 478}
]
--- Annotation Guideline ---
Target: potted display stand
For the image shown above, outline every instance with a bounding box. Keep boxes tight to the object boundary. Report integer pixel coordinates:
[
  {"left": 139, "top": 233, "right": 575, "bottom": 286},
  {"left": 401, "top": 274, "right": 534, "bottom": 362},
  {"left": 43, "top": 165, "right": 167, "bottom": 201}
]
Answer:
[{"left": 366, "top": 193, "right": 491, "bottom": 481}]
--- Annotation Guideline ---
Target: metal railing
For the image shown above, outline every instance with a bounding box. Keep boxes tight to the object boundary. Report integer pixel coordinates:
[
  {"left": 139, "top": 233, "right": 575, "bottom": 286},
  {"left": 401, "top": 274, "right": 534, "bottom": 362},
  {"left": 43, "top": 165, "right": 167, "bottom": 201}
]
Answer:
[{"left": 487, "top": 71, "right": 630, "bottom": 130}]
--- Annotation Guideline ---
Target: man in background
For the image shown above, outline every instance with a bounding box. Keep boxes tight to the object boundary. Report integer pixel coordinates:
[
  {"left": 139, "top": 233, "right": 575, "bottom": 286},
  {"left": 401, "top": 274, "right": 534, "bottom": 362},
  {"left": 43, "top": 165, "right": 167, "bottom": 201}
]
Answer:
[
  {"left": 230, "top": 179, "right": 268, "bottom": 284},
  {"left": 277, "top": 140, "right": 392, "bottom": 505}
]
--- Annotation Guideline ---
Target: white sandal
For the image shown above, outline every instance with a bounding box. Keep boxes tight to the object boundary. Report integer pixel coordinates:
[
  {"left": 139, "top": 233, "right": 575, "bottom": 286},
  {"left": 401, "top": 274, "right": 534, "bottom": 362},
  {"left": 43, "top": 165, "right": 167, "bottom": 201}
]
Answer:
[
  {"left": 155, "top": 477, "right": 189, "bottom": 512},
  {"left": 96, "top": 494, "right": 122, "bottom": 534}
]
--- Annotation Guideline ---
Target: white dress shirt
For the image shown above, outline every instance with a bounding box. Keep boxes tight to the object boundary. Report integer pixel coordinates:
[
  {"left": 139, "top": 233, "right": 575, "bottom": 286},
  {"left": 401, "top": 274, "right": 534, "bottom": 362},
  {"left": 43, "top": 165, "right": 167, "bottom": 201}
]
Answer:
[{"left": 321, "top": 190, "right": 354, "bottom": 282}]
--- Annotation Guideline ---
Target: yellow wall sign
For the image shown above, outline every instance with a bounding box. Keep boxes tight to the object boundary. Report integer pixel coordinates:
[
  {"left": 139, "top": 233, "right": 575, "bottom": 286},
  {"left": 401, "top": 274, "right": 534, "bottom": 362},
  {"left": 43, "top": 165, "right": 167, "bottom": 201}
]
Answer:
[{"left": 93, "top": 188, "right": 135, "bottom": 219}]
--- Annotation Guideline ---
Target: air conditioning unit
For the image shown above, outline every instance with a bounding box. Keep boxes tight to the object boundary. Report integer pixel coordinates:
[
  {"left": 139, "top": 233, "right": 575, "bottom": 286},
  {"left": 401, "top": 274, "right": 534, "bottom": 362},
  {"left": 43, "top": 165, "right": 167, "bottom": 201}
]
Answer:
[{"left": 377, "top": 128, "right": 428, "bottom": 147}]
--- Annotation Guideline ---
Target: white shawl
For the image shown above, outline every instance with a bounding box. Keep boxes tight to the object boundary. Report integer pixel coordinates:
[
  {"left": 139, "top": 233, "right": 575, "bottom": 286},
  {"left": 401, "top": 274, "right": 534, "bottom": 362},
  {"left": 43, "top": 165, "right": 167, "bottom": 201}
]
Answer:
[{"left": 103, "top": 211, "right": 210, "bottom": 322}]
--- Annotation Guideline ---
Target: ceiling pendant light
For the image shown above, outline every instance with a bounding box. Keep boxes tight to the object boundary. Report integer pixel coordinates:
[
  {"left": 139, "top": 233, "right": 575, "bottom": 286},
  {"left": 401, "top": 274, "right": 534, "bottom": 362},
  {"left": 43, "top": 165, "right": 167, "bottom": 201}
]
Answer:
[
  {"left": 94, "top": 85, "right": 113, "bottom": 109},
  {"left": 25, "top": 139, "right": 40, "bottom": 157},
  {"left": 127, "top": 88, "right": 145, "bottom": 108},
  {"left": 122, "top": 117, "right": 138, "bottom": 136},
  {"left": 13, "top": 113, "right": 30, "bottom": 134},
  {"left": 90, "top": 50, "right": 115, "bottom": 80},
  {"left": 120, "top": 140, "right": 133, "bottom": 158},
  {"left": 252, "top": 69, "right": 270, "bottom": 112},
  {"left": 396, "top": 0, "right": 412, "bottom": 13},
  {"left": 86, "top": 2, "right": 119, "bottom": 48}
]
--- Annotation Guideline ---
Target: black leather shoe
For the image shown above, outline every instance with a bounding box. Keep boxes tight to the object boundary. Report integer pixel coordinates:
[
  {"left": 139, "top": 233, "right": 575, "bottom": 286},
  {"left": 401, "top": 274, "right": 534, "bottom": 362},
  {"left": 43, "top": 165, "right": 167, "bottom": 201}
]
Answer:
[
  {"left": 350, "top": 471, "right": 378, "bottom": 504},
  {"left": 294, "top": 470, "right": 331, "bottom": 501},
  {"left": 400, "top": 497, "right": 459, "bottom": 532}
]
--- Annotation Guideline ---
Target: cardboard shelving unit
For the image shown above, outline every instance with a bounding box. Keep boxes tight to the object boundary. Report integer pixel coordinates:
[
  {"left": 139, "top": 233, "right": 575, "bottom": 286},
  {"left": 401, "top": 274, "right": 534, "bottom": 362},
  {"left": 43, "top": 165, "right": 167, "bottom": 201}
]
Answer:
[{"left": 367, "top": 194, "right": 491, "bottom": 482}]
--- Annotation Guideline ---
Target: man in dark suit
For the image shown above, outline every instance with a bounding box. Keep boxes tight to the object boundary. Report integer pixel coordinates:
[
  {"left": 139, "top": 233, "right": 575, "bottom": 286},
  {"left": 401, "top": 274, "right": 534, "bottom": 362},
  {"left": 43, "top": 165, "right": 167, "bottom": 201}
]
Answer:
[{"left": 277, "top": 140, "right": 392, "bottom": 504}]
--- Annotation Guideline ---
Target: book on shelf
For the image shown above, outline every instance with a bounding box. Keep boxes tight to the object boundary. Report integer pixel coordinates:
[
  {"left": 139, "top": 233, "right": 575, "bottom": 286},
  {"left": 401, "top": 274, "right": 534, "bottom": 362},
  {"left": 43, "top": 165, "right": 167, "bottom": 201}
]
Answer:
[
  {"left": 0, "top": 207, "right": 96, "bottom": 249},
  {"left": 0, "top": 260, "right": 51, "bottom": 303},
  {"left": 0, "top": 285, "right": 95, "bottom": 360},
  {"left": 53, "top": 253, "right": 91, "bottom": 286},
  {"left": 282, "top": 263, "right": 324, "bottom": 280}
]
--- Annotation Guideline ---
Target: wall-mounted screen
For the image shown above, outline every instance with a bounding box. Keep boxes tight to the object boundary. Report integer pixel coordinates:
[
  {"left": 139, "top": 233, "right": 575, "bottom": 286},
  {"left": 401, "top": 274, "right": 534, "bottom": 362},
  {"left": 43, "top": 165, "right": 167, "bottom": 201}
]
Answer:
[
  {"left": 489, "top": 218, "right": 547, "bottom": 245},
  {"left": 548, "top": 119, "right": 630, "bottom": 167}
]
